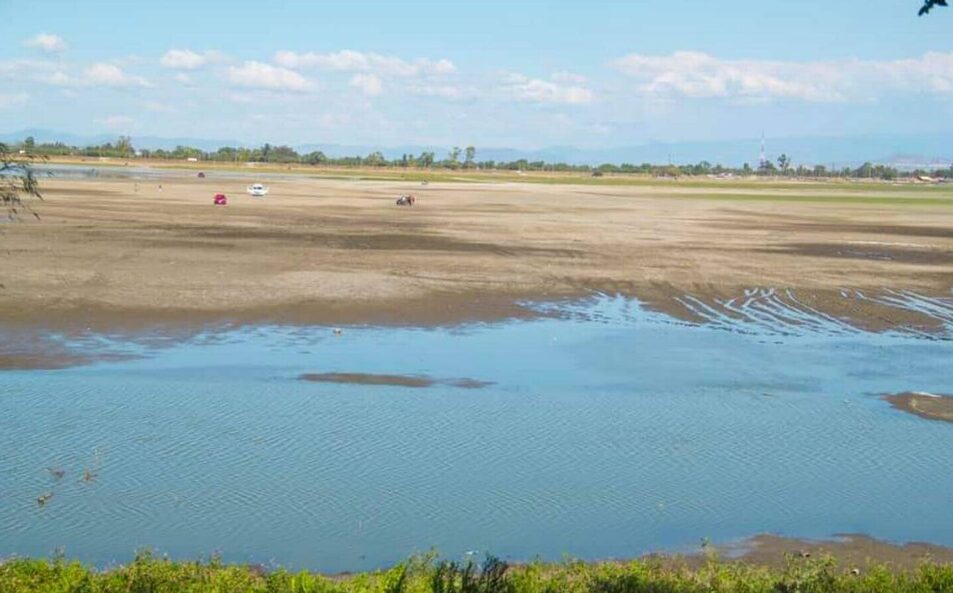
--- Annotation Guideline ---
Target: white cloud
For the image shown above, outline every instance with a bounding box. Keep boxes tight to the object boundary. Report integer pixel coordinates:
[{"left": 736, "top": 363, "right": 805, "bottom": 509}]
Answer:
[
  {"left": 408, "top": 84, "right": 469, "bottom": 99},
  {"left": 872, "top": 51, "right": 953, "bottom": 95},
  {"left": 112, "top": 55, "right": 147, "bottom": 67},
  {"left": 174, "top": 72, "right": 196, "bottom": 86},
  {"left": 227, "top": 61, "right": 312, "bottom": 91},
  {"left": 0, "top": 93, "right": 29, "bottom": 108},
  {"left": 613, "top": 51, "right": 841, "bottom": 102},
  {"left": 84, "top": 62, "right": 152, "bottom": 88},
  {"left": 315, "top": 113, "right": 351, "bottom": 128},
  {"left": 501, "top": 73, "right": 595, "bottom": 104},
  {"left": 0, "top": 59, "right": 58, "bottom": 79},
  {"left": 226, "top": 92, "right": 255, "bottom": 103},
  {"left": 552, "top": 71, "right": 587, "bottom": 84},
  {"left": 275, "top": 50, "right": 456, "bottom": 77},
  {"left": 24, "top": 33, "right": 67, "bottom": 53},
  {"left": 350, "top": 73, "right": 382, "bottom": 96},
  {"left": 38, "top": 63, "right": 151, "bottom": 88},
  {"left": 97, "top": 115, "right": 135, "bottom": 129},
  {"left": 160, "top": 49, "right": 224, "bottom": 70},
  {"left": 428, "top": 59, "right": 457, "bottom": 75},
  {"left": 142, "top": 101, "right": 175, "bottom": 113},
  {"left": 610, "top": 51, "right": 953, "bottom": 103},
  {"left": 44, "top": 71, "right": 73, "bottom": 85}
]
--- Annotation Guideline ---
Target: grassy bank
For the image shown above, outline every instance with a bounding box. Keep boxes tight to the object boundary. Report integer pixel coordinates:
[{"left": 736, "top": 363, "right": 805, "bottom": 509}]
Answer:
[{"left": 2, "top": 553, "right": 952, "bottom": 593}]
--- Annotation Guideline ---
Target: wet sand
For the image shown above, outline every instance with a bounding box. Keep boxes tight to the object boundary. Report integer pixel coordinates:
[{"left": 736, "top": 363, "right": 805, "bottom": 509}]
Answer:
[
  {"left": 885, "top": 392, "right": 953, "bottom": 423},
  {"left": 731, "top": 534, "right": 953, "bottom": 570},
  {"left": 2, "top": 172, "right": 952, "bottom": 366},
  {"left": 649, "top": 533, "right": 953, "bottom": 571}
]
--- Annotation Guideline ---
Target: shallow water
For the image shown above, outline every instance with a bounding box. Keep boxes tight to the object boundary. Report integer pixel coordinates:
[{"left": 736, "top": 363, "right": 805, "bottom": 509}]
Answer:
[
  {"left": 1, "top": 296, "right": 952, "bottom": 571},
  {"left": 32, "top": 163, "right": 325, "bottom": 182}
]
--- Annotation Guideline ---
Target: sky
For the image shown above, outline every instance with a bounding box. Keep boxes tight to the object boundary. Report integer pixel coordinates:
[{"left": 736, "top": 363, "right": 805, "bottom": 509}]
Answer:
[{"left": 2, "top": 0, "right": 953, "bottom": 150}]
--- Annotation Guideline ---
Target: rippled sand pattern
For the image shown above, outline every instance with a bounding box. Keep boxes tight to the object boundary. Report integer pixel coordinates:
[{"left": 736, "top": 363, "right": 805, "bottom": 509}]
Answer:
[
  {"left": 1, "top": 296, "right": 952, "bottom": 571},
  {"left": 673, "top": 288, "right": 953, "bottom": 337}
]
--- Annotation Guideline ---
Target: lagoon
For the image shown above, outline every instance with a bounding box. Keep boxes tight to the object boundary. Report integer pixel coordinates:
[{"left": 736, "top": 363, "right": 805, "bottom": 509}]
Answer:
[{"left": 1, "top": 295, "right": 952, "bottom": 572}]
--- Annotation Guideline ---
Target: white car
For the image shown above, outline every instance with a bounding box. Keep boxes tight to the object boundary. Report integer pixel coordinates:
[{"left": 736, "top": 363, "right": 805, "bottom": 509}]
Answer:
[{"left": 246, "top": 183, "right": 269, "bottom": 197}]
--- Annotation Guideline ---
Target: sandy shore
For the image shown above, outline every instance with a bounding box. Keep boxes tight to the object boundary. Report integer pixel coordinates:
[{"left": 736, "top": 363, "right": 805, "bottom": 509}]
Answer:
[
  {"left": 721, "top": 533, "right": 953, "bottom": 570},
  {"left": 638, "top": 533, "right": 953, "bottom": 571},
  {"left": 2, "top": 172, "right": 951, "bottom": 350}
]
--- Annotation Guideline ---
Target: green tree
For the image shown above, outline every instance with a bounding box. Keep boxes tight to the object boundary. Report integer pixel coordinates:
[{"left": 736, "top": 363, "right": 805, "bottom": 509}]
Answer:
[
  {"left": 170, "top": 145, "right": 203, "bottom": 160},
  {"left": 855, "top": 162, "right": 875, "bottom": 178},
  {"left": 116, "top": 135, "right": 134, "bottom": 158},
  {"left": 214, "top": 146, "right": 238, "bottom": 162},
  {"left": 303, "top": 150, "right": 326, "bottom": 165},
  {"left": 268, "top": 145, "right": 300, "bottom": 163},
  {"left": 418, "top": 151, "right": 435, "bottom": 168},
  {"left": 1, "top": 143, "right": 43, "bottom": 221},
  {"left": 365, "top": 151, "right": 386, "bottom": 167},
  {"left": 23, "top": 136, "right": 35, "bottom": 149},
  {"left": 446, "top": 146, "right": 461, "bottom": 169},
  {"left": 777, "top": 153, "right": 791, "bottom": 174},
  {"left": 464, "top": 146, "right": 476, "bottom": 168}
]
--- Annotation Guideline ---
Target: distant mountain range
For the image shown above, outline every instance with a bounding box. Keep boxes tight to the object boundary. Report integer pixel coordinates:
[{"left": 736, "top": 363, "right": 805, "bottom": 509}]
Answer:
[{"left": 3, "top": 128, "right": 951, "bottom": 169}]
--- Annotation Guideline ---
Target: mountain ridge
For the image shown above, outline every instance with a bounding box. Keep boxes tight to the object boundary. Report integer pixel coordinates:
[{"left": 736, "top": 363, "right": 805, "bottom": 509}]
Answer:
[{"left": 3, "top": 128, "right": 951, "bottom": 168}]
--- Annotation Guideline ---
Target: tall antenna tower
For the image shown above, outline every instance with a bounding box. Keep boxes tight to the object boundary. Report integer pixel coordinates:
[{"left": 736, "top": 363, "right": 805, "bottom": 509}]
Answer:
[{"left": 759, "top": 131, "right": 766, "bottom": 169}]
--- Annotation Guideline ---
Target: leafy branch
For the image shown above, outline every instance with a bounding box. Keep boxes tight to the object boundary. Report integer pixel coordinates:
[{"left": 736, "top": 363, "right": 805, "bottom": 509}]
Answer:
[{"left": 1, "top": 142, "right": 45, "bottom": 221}]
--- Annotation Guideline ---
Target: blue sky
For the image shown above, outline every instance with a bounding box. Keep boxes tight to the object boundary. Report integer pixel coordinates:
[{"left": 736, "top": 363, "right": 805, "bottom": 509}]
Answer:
[{"left": 2, "top": 0, "right": 952, "bottom": 149}]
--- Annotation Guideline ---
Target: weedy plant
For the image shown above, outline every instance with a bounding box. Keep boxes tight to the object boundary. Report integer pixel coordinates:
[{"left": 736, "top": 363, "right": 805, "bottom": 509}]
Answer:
[{"left": 2, "top": 551, "right": 953, "bottom": 593}]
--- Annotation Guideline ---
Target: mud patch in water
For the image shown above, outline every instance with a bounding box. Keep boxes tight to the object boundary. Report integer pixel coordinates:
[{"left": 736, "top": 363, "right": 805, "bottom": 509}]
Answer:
[
  {"left": 300, "top": 372, "right": 435, "bottom": 387},
  {"left": 885, "top": 392, "right": 953, "bottom": 423},
  {"left": 299, "top": 372, "right": 493, "bottom": 389},
  {"left": 447, "top": 378, "right": 495, "bottom": 389}
]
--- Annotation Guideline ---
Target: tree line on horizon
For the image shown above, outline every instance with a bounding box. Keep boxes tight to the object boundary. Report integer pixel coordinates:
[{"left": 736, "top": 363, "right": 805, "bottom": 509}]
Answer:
[{"left": 12, "top": 135, "right": 953, "bottom": 181}]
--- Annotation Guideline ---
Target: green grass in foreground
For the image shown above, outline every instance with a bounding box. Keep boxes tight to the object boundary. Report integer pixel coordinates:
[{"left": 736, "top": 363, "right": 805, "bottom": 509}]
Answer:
[{"left": 2, "top": 552, "right": 952, "bottom": 593}]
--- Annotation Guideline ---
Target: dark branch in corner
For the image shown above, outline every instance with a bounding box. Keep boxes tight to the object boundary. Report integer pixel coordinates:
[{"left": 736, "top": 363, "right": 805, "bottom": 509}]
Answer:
[{"left": 920, "top": 0, "right": 948, "bottom": 15}]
